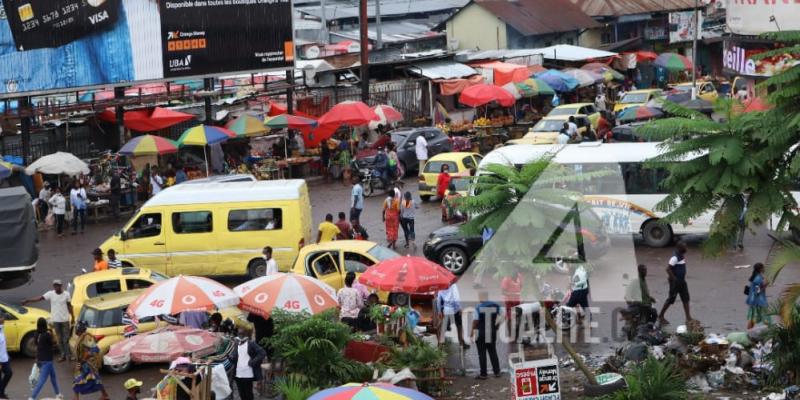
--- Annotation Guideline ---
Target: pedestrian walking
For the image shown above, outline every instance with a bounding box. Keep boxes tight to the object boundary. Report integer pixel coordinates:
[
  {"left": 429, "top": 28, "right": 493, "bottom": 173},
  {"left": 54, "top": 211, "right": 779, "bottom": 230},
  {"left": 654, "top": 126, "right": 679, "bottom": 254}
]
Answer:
[
  {"left": 72, "top": 321, "right": 110, "bottom": 400},
  {"left": 658, "top": 242, "right": 694, "bottom": 325},
  {"left": 123, "top": 379, "right": 142, "bottom": 400},
  {"left": 229, "top": 326, "right": 266, "bottom": 400},
  {"left": 436, "top": 164, "right": 451, "bottom": 204},
  {"left": 566, "top": 263, "right": 590, "bottom": 323},
  {"left": 262, "top": 246, "right": 278, "bottom": 275},
  {"left": 382, "top": 190, "right": 401, "bottom": 249},
  {"left": 400, "top": 191, "right": 418, "bottom": 249},
  {"left": 501, "top": 268, "right": 522, "bottom": 336},
  {"left": 150, "top": 166, "right": 164, "bottom": 197},
  {"left": 350, "top": 176, "right": 364, "bottom": 222},
  {"left": 0, "top": 313, "right": 11, "bottom": 400},
  {"left": 350, "top": 218, "right": 369, "bottom": 240},
  {"left": 92, "top": 248, "right": 108, "bottom": 272},
  {"left": 335, "top": 212, "right": 352, "bottom": 240},
  {"left": 746, "top": 262, "right": 770, "bottom": 329},
  {"left": 29, "top": 317, "right": 62, "bottom": 400},
  {"left": 472, "top": 291, "right": 502, "bottom": 380},
  {"left": 38, "top": 182, "right": 51, "bottom": 225},
  {"left": 49, "top": 187, "right": 66, "bottom": 238},
  {"left": 415, "top": 133, "right": 428, "bottom": 175},
  {"left": 338, "top": 272, "right": 363, "bottom": 330},
  {"left": 23, "top": 280, "right": 73, "bottom": 361},
  {"left": 69, "top": 180, "right": 87, "bottom": 235},
  {"left": 735, "top": 190, "right": 751, "bottom": 251},
  {"left": 109, "top": 170, "right": 121, "bottom": 221},
  {"left": 106, "top": 249, "right": 122, "bottom": 269},
  {"left": 317, "top": 214, "right": 341, "bottom": 243},
  {"left": 436, "top": 283, "right": 469, "bottom": 349}
]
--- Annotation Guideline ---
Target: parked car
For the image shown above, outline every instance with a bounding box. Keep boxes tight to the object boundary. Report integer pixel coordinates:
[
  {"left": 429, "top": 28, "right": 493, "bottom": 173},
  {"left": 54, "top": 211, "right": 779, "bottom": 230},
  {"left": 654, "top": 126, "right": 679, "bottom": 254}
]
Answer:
[
  {"left": 669, "top": 81, "right": 719, "bottom": 102},
  {"left": 355, "top": 127, "right": 452, "bottom": 175},
  {"left": 68, "top": 267, "right": 169, "bottom": 315},
  {"left": 290, "top": 240, "right": 411, "bottom": 304},
  {"left": 547, "top": 103, "right": 601, "bottom": 128},
  {"left": 418, "top": 152, "right": 482, "bottom": 201},
  {"left": 0, "top": 302, "right": 50, "bottom": 357},
  {"left": 506, "top": 115, "right": 594, "bottom": 145},
  {"left": 423, "top": 204, "right": 610, "bottom": 275},
  {"left": 613, "top": 89, "right": 663, "bottom": 113}
]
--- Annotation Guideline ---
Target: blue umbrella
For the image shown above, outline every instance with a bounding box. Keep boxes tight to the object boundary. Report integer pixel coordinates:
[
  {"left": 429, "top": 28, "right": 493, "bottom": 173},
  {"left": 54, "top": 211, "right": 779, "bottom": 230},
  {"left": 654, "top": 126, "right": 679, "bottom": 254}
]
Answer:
[{"left": 534, "top": 70, "right": 580, "bottom": 92}]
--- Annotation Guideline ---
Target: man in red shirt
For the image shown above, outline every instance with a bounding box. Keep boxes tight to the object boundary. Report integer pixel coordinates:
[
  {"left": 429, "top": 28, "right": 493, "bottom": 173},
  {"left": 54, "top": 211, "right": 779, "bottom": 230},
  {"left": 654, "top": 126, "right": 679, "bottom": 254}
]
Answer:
[{"left": 335, "top": 212, "right": 352, "bottom": 240}]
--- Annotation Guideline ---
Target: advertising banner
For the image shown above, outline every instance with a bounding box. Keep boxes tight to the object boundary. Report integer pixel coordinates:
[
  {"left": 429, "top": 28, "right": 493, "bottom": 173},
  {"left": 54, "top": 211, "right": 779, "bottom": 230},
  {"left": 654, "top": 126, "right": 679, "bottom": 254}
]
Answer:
[
  {"left": 723, "top": 41, "right": 800, "bottom": 77},
  {"left": 510, "top": 356, "right": 561, "bottom": 400},
  {"left": 668, "top": 11, "right": 703, "bottom": 44},
  {"left": 727, "top": 1, "right": 800, "bottom": 35},
  {"left": 0, "top": 0, "right": 294, "bottom": 96}
]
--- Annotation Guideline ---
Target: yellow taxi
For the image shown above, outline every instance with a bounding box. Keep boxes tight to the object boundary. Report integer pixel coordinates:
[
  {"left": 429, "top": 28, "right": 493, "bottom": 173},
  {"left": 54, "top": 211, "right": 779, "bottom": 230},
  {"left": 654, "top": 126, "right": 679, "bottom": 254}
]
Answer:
[
  {"left": 669, "top": 81, "right": 719, "bottom": 102},
  {"left": 547, "top": 103, "right": 601, "bottom": 128},
  {"left": 418, "top": 152, "right": 482, "bottom": 201},
  {"left": 613, "top": 89, "right": 663, "bottom": 113},
  {"left": 70, "top": 289, "right": 246, "bottom": 373},
  {"left": 68, "top": 267, "right": 169, "bottom": 315},
  {"left": 0, "top": 302, "right": 50, "bottom": 357},
  {"left": 290, "top": 240, "right": 404, "bottom": 304},
  {"left": 506, "top": 115, "right": 593, "bottom": 145}
]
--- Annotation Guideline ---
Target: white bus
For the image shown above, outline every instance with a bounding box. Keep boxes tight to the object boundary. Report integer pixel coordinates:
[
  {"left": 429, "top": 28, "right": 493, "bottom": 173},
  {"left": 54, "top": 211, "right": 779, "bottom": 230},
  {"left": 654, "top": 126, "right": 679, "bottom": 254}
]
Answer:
[{"left": 477, "top": 142, "right": 715, "bottom": 247}]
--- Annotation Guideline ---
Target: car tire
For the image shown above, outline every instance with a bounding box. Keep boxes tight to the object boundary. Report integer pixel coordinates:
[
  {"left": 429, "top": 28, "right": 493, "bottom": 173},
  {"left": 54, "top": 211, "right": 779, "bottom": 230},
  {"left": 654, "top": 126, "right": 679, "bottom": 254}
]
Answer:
[
  {"left": 389, "top": 293, "right": 409, "bottom": 306},
  {"left": 248, "top": 258, "right": 267, "bottom": 279},
  {"left": 106, "top": 361, "right": 132, "bottom": 374},
  {"left": 420, "top": 195, "right": 432, "bottom": 202},
  {"left": 21, "top": 332, "right": 37, "bottom": 358},
  {"left": 642, "top": 220, "right": 673, "bottom": 248},
  {"left": 438, "top": 246, "right": 469, "bottom": 275}
]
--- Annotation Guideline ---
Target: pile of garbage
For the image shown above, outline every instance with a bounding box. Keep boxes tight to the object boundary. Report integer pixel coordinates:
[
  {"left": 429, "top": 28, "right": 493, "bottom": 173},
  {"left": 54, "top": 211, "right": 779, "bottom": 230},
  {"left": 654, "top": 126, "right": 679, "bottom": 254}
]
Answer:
[{"left": 597, "top": 320, "right": 798, "bottom": 398}]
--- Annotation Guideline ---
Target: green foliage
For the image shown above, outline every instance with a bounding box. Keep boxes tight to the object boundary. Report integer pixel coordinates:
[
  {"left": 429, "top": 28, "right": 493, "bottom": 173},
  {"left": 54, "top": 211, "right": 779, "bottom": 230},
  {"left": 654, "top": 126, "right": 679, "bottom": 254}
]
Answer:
[
  {"left": 600, "top": 356, "right": 688, "bottom": 400},
  {"left": 764, "top": 304, "right": 800, "bottom": 386},
  {"left": 266, "top": 310, "right": 370, "bottom": 386},
  {"left": 381, "top": 339, "right": 447, "bottom": 370},
  {"left": 274, "top": 375, "right": 319, "bottom": 400}
]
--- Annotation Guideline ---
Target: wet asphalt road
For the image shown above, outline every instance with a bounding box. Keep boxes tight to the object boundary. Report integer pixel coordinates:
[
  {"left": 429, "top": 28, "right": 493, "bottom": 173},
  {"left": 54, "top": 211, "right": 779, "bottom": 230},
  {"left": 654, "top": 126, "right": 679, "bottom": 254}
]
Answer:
[{"left": 3, "top": 177, "right": 800, "bottom": 399}]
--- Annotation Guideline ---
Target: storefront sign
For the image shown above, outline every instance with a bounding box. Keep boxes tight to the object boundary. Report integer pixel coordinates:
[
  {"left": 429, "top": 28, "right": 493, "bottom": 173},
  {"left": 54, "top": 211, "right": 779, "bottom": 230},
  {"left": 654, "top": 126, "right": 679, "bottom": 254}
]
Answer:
[
  {"left": 668, "top": 11, "right": 703, "bottom": 44},
  {"left": 723, "top": 41, "right": 800, "bottom": 77},
  {"left": 0, "top": 0, "right": 294, "bottom": 96},
  {"left": 511, "top": 356, "right": 561, "bottom": 400},
  {"left": 727, "top": 1, "right": 800, "bottom": 35}
]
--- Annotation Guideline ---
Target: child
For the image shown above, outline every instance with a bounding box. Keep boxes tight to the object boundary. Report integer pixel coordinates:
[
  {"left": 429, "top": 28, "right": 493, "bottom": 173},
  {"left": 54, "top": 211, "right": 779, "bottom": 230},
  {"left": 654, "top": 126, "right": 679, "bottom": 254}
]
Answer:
[{"left": 107, "top": 249, "right": 122, "bottom": 269}]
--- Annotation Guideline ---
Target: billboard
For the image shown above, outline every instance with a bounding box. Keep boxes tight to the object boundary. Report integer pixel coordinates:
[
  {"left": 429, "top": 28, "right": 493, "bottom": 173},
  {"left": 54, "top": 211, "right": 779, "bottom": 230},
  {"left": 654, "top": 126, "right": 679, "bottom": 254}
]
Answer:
[
  {"left": 668, "top": 11, "right": 702, "bottom": 44},
  {"left": 723, "top": 41, "right": 800, "bottom": 77},
  {"left": 727, "top": 0, "right": 800, "bottom": 35},
  {"left": 0, "top": 0, "right": 294, "bottom": 96}
]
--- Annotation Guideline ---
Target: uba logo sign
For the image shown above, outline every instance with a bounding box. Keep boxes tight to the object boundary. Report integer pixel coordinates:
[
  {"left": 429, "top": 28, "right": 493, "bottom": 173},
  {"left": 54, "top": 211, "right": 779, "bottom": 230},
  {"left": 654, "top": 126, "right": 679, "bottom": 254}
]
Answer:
[{"left": 169, "top": 55, "right": 193, "bottom": 71}]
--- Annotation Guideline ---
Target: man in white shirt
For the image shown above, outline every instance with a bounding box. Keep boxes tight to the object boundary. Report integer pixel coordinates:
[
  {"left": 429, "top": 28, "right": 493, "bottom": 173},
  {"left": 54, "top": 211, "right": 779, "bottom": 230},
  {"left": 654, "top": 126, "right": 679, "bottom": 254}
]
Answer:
[
  {"left": 350, "top": 176, "right": 364, "bottom": 222},
  {"left": 567, "top": 116, "right": 579, "bottom": 141},
  {"left": 23, "top": 280, "right": 74, "bottom": 361},
  {"left": 436, "top": 283, "right": 469, "bottom": 349},
  {"left": 151, "top": 166, "right": 164, "bottom": 197},
  {"left": 415, "top": 134, "right": 428, "bottom": 176},
  {"left": 262, "top": 246, "right": 278, "bottom": 275},
  {"left": 0, "top": 313, "right": 11, "bottom": 400},
  {"left": 38, "top": 182, "right": 51, "bottom": 222},
  {"left": 565, "top": 264, "right": 590, "bottom": 323}
]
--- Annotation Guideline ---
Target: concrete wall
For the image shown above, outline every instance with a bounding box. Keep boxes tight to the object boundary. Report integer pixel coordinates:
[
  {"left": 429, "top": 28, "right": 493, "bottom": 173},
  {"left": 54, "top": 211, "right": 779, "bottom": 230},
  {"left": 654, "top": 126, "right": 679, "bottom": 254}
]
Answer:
[{"left": 446, "top": 4, "right": 507, "bottom": 50}]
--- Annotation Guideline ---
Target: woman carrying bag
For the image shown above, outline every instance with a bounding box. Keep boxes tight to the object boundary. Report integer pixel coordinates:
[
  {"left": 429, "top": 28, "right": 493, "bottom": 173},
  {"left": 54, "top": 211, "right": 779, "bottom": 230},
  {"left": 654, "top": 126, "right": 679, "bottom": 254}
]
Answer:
[
  {"left": 29, "top": 317, "right": 62, "bottom": 400},
  {"left": 745, "top": 262, "right": 770, "bottom": 329}
]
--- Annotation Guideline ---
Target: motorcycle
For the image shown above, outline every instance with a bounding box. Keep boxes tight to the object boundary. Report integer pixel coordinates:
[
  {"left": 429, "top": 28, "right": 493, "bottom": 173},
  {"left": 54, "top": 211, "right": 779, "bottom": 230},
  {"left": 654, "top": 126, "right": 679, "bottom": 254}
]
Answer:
[
  {"left": 352, "top": 159, "right": 404, "bottom": 197},
  {"left": 620, "top": 302, "right": 658, "bottom": 341}
]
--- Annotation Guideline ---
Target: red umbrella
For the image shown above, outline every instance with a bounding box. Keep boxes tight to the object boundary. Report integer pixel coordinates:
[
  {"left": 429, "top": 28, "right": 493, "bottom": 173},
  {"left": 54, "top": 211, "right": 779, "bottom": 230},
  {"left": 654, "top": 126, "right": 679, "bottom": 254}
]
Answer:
[
  {"left": 459, "top": 84, "right": 515, "bottom": 107},
  {"left": 742, "top": 97, "right": 772, "bottom": 113},
  {"left": 358, "top": 256, "right": 456, "bottom": 294},
  {"left": 318, "top": 101, "right": 380, "bottom": 126},
  {"left": 98, "top": 107, "right": 195, "bottom": 132},
  {"left": 371, "top": 105, "right": 404, "bottom": 124},
  {"left": 628, "top": 51, "right": 658, "bottom": 62}
]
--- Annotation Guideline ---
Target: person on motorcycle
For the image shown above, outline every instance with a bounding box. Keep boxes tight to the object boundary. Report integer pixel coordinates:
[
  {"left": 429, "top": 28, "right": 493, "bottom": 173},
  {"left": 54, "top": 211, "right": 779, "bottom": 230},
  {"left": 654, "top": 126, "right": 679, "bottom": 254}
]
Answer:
[
  {"left": 387, "top": 142, "right": 400, "bottom": 180},
  {"left": 624, "top": 264, "right": 657, "bottom": 325},
  {"left": 373, "top": 147, "right": 390, "bottom": 188}
]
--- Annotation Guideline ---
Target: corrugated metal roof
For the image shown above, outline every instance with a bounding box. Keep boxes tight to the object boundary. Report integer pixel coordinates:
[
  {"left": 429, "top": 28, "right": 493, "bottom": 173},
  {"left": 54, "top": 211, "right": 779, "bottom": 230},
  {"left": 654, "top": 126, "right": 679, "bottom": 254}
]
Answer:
[
  {"left": 473, "top": 0, "right": 599, "bottom": 37},
  {"left": 533, "top": 44, "right": 617, "bottom": 61},
  {"left": 568, "top": 0, "right": 696, "bottom": 17},
  {"left": 330, "top": 21, "right": 444, "bottom": 44},
  {"left": 407, "top": 60, "right": 478, "bottom": 79},
  {"left": 296, "top": 0, "right": 468, "bottom": 21},
  {"left": 454, "top": 48, "right": 545, "bottom": 62}
]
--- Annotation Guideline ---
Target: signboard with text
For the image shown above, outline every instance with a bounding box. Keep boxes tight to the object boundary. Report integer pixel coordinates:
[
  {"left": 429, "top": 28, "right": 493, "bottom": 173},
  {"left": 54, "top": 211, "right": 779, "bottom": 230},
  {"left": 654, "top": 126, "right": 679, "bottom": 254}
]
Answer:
[
  {"left": 510, "top": 356, "right": 561, "bottom": 400},
  {"left": 668, "top": 11, "right": 702, "bottom": 44},
  {"left": 0, "top": 0, "right": 294, "bottom": 96},
  {"left": 723, "top": 41, "right": 800, "bottom": 77},
  {"left": 727, "top": 0, "right": 800, "bottom": 35}
]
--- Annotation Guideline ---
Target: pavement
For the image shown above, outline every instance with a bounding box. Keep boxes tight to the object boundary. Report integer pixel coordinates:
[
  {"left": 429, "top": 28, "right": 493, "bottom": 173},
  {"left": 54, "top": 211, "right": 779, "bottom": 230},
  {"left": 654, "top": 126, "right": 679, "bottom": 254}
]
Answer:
[{"left": 3, "top": 177, "right": 800, "bottom": 399}]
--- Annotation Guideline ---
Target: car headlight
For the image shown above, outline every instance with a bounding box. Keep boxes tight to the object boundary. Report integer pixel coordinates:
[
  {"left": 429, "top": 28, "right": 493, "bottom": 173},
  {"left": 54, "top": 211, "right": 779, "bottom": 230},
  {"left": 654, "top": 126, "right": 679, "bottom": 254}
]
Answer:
[{"left": 427, "top": 237, "right": 442, "bottom": 246}]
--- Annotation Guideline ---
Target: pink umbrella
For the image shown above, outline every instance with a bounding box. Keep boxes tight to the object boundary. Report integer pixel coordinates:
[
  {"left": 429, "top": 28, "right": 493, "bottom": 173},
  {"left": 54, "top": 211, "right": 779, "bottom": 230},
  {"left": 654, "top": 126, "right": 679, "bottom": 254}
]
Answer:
[{"left": 103, "top": 326, "right": 222, "bottom": 368}]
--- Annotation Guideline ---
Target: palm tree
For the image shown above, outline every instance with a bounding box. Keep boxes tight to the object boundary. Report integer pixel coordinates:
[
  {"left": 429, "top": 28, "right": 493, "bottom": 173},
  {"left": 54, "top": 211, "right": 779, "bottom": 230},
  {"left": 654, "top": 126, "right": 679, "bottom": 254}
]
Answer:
[{"left": 457, "top": 157, "right": 605, "bottom": 384}]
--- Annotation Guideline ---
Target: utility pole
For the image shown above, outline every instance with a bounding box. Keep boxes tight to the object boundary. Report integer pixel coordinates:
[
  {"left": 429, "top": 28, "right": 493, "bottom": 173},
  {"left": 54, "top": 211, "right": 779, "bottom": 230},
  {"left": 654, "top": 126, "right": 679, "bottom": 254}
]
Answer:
[
  {"left": 203, "top": 77, "right": 214, "bottom": 123},
  {"left": 20, "top": 97, "right": 30, "bottom": 164},
  {"left": 375, "top": 0, "right": 383, "bottom": 49},
  {"left": 691, "top": 0, "right": 699, "bottom": 99},
  {"left": 359, "top": 0, "right": 369, "bottom": 102},
  {"left": 320, "top": 0, "right": 328, "bottom": 44},
  {"left": 114, "top": 86, "right": 125, "bottom": 150},
  {"left": 286, "top": 69, "right": 294, "bottom": 114}
]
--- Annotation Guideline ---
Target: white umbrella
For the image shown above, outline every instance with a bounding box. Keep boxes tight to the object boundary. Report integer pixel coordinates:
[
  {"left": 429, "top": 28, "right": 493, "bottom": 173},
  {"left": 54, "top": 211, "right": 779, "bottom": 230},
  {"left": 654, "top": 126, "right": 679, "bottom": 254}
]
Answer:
[
  {"left": 501, "top": 82, "right": 523, "bottom": 100},
  {"left": 25, "top": 152, "right": 89, "bottom": 176},
  {"left": 127, "top": 275, "right": 239, "bottom": 319}
]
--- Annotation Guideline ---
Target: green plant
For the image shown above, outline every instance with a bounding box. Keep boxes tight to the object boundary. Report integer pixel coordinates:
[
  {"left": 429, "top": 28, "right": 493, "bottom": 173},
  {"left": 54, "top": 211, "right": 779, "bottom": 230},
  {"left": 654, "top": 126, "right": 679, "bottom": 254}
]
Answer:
[
  {"left": 601, "top": 356, "right": 688, "bottom": 400},
  {"left": 274, "top": 374, "right": 318, "bottom": 400},
  {"left": 382, "top": 340, "right": 446, "bottom": 370},
  {"left": 765, "top": 304, "right": 800, "bottom": 385}
]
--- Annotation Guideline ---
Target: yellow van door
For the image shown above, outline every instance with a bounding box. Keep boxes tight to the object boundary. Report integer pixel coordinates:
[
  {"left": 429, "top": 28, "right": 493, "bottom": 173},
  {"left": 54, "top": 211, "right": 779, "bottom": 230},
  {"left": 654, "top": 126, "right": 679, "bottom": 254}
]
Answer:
[
  {"left": 167, "top": 210, "right": 217, "bottom": 276},
  {"left": 309, "top": 252, "right": 344, "bottom": 291},
  {"left": 121, "top": 212, "right": 168, "bottom": 273}
]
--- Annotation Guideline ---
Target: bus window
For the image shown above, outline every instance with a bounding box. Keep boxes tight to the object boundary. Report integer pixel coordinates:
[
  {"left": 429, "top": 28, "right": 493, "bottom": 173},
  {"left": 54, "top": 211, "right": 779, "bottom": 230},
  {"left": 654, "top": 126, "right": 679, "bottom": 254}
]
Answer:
[
  {"left": 622, "top": 163, "right": 669, "bottom": 194},
  {"left": 579, "top": 163, "right": 624, "bottom": 195}
]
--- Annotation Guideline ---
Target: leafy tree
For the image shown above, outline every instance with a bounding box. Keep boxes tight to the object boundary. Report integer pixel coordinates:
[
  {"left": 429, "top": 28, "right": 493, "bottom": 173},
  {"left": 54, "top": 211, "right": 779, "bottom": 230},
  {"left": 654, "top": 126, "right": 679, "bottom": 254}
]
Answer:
[{"left": 637, "top": 31, "right": 800, "bottom": 322}]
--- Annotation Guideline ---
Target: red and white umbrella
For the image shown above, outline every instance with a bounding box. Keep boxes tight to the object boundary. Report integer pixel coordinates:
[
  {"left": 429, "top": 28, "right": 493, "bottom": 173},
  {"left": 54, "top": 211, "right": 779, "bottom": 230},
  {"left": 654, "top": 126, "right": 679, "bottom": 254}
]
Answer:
[
  {"left": 127, "top": 276, "right": 239, "bottom": 319},
  {"left": 372, "top": 105, "right": 404, "bottom": 123},
  {"left": 103, "top": 326, "right": 222, "bottom": 367},
  {"left": 234, "top": 273, "right": 338, "bottom": 318}
]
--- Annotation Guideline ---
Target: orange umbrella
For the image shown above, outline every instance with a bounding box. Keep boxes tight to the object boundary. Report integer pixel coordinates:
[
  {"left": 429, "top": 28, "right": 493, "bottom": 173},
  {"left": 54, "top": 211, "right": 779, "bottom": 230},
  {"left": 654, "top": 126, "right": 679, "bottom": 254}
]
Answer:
[{"left": 233, "top": 273, "right": 338, "bottom": 318}]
